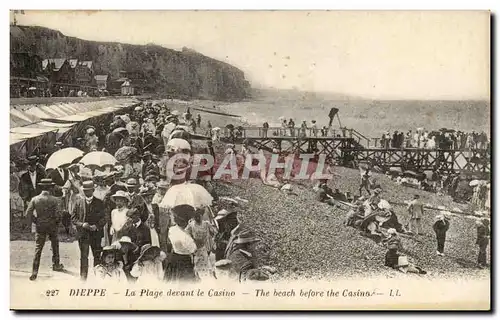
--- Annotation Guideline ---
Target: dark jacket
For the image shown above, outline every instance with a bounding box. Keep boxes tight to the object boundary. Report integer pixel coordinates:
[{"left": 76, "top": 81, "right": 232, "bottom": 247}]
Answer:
[
  {"left": 18, "top": 168, "right": 46, "bottom": 202},
  {"left": 49, "top": 168, "right": 69, "bottom": 187},
  {"left": 118, "top": 220, "right": 152, "bottom": 248},
  {"left": 136, "top": 202, "right": 160, "bottom": 227},
  {"left": 476, "top": 223, "right": 490, "bottom": 246},
  {"left": 25, "top": 190, "right": 61, "bottom": 232},
  {"left": 433, "top": 219, "right": 450, "bottom": 236},
  {"left": 71, "top": 195, "right": 106, "bottom": 239}
]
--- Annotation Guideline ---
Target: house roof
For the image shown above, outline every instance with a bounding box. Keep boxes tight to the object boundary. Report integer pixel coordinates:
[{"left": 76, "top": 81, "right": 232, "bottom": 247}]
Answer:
[
  {"left": 69, "top": 59, "right": 79, "bottom": 69},
  {"left": 94, "top": 74, "right": 109, "bottom": 81},
  {"left": 121, "top": 81, "right": 131, "bottom": 87},
  {"left": 42, "top": 58, "right": 67, "bottom": 71},
  {"left": 80, "top": 61, "right": 93, "bottom": 69}
]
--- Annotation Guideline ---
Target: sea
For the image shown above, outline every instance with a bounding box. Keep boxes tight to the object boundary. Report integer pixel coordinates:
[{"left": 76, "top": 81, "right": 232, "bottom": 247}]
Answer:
[{"left": 216, "top": 91, "right": 490, "bottom": 140}]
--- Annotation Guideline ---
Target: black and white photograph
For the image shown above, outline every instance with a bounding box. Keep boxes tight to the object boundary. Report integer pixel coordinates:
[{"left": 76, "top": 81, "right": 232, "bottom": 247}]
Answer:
[{"left": 8, "top": 10, "right": 491, "bottom": 310}]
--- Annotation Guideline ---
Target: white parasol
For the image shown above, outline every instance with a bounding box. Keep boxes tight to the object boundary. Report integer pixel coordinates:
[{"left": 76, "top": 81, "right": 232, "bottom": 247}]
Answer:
[
  {"left": 160, "top": 182, "right": 213, "bottom": 209},
  {"left": 45, "top": 147, "right": 84, "bottom": 170},
  {"left": 469, "top": 180, "right": 480, "bottom": 187},
  {"left": 211, "top": 127, "right": 221, "bottom": 132},
  {"left": 80, "top": 151, "right": 117, "bottom": 168}
]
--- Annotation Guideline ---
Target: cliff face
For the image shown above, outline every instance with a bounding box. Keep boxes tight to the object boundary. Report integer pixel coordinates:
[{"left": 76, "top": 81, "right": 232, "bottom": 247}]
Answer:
[{"left": 10, "top": 25, "right": 251, "bottom": 101}]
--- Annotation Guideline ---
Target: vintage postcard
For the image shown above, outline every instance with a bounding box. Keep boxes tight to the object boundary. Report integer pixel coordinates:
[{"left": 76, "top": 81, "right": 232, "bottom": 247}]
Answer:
[{"left": 9, "top": 10, "right": 490, "bottom": 310}]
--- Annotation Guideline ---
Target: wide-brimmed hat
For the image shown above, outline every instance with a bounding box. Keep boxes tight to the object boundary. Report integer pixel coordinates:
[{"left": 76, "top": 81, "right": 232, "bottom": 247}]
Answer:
[
  {"left": 136, "top": 244, "right": 161, "bottom": 263},
  {"left": 125, "top": 178, "right": 138, "bottom": 188},
  {"left": 214, "top": 259, "right": 233, "bottom": 270},
  {"left": 246, "top": 269, "right": 269, "bottom": 281},
  {"left": 100, "top": 245, "right": 118, "bottom": 260},
  {"left": 27, "top": 155, "right": 39, "bottom": 163},
  {"left": 82, "top": 180, "right": 95, "bottom": 191},
  {"left": 55, "top": 141, "right": 63, "bottom": 146},
  {"left": 38, "top": 178, "right": 55, "bottom": 187},
  {"left": 215, "top": 209, "right": 238, "bottom": 221},
  {"left": 138, "top": 186, "right": 156, "bottom": 196},
  {"left": 157, "top": 180, "right": 169, "bottom": 189},
  {"left": 86, "top": 127, "right": 95, "bottom": 134},
  {"left": 387, "top": 228, "right": 397, "bottom": 235},
  {"left": 111, "top": 190, "right": 131, "bottom": 203},
  {"left": 144, "top": 174, "right": 159, "bottom": 183},
  {"left": 233, "top": 231, "right": 260, "bottom": 245}
]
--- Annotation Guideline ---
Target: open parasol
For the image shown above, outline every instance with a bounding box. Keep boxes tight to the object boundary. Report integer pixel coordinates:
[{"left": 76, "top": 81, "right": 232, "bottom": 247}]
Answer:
[
  {"left": 160, "top": 182, "right": 213, "bottom": 209},
  {"left": 114, "top": 146, "right": 138, "bottom": 162},
  {"left": 212, "top": 127, "right": 221, "bottom": 132},
  {"left": 80, "top": 151, "right": 117, "bottom": 169},
  {"left": 469, "top": 180, "right": 480, "bottom": 187},
  {"left": 45, "top": 147, "right": 84, "bottom": 170}
]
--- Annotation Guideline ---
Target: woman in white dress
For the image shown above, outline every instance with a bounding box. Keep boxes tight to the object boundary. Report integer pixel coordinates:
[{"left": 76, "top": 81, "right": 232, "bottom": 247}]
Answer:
[
  {"left": 63, "top": 164, "right": 84, "bottom": 215},
  {"left": 109, "top": 190, "right": 131, "bottom": 243}
]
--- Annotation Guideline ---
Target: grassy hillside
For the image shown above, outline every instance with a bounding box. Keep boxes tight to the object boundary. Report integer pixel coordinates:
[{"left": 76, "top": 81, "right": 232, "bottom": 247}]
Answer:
[{"left": 10, "top": 25, "right": 251, "bottom": 101}]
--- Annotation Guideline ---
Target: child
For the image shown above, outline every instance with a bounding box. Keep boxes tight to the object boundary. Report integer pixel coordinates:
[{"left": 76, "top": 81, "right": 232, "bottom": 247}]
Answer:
[
  {"left": 90, "top": 246, "right": 126, "bottom": 283},
  {"left": 433, "top": 213, "right": 450, "bottom": 256},
  {"left": 383, "top": 228, "right": 401, "bottom": 268},
  {"left": 130, "top": 244, "right": 166, "bottom": 284},
  {"left": 185, "top": 210, "right": 218, "bottom": 281}
]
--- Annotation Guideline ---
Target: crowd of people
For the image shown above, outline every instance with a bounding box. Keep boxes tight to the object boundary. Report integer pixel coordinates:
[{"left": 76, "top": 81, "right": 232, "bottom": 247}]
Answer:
[
  {"left": 378, "top": 127, "right": 490, "bottom": 150},
  {"left": 11, "top": 101, "right": 273, "bottom": 283},
  {"left": 313, "top": 166, "right": 490, "bottom": 271}
]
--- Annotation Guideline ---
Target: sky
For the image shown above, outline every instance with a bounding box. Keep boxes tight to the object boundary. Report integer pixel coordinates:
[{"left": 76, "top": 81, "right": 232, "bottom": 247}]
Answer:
[{"left": 12, "top": 10, "right": 490, "bottom": 100}]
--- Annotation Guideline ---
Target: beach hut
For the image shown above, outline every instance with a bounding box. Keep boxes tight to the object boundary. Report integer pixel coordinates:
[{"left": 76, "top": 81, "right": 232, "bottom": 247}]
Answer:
[{"left": 121, "top": 80, "right": 134, "bottom": 96}]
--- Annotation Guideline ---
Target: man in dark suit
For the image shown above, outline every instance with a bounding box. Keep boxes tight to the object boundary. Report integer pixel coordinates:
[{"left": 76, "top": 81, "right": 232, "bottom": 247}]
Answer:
[
  {"left": 118, "top": 208, "right": 151, "bottom": 249},
  {"left": 49, "top": 166, "right": 69, "bottom": 188},
  {"left": 71, "top": 181, "right": 106, "bottom": 280},
  {"left": 19, "top": 156, "right": 47, "bottom": 228},
  {"left": 19, "top": 156, "right": 46, "bottom": 207},
  {"left": 25, "top": 178, "right": 65, "bottom": 281}
]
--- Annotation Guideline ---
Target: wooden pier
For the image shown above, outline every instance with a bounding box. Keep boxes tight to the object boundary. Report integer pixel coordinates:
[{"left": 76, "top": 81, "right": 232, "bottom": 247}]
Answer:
[{"left": 192, "top": 126, "right": 490, "bottom": 176}]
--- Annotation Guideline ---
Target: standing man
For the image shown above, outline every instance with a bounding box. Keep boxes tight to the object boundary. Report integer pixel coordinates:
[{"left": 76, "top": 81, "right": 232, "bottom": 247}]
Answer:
[
  {"left": 359, "top": 168, "right": 372, "bottom": 196},
  {"left": 71, "top": 181, "right": 105, "bottom": 280},
  {"left": 407, "top": 194, "right": 424, "bottom": 235},
  {"left": 433, "top": 213, "right": 450, "bottom": 256},
  {"left": 196, "top": 114, "right": 202, "bottom": 128},
  {"left": 476, "top": 218, "right": 490, "bottom": 268},
  {"left": 262, "top": 122, "right": 269, "bottom": 138},
  {"left": 19, "top": 156, "right": 46, "bottom": 228},
  {"left": 25, "top": 178, "right": 65, "bottom": 281},
  {"left": 71, "top": 181, "right": 106, "bottom": 280}
]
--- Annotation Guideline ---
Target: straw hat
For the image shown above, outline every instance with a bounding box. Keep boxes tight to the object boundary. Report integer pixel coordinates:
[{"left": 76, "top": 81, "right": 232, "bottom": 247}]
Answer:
[
  {"left": 27, "top": 155, "right": 39, "bottom": 163},
  {"left": 387, "top": 228, "right": 397, "bottom": 235},
  {"left": 100, "top": 246, "right": 118, "bottom": 261},
  {"left": 110, "top": 190, "right": 131, "bottom": 203},
  {"left": 135, "top": 244, "right": 161, "bottom": 263},
  {"left": 138, "top": 186, "right": 156, "bottom": 197},
  {"left": 125, "top": 178, "right": 138, "bottom": 188},
  {"left": 82, "top": 180, "right": 95, "bottom": 191},
  {"left": 233, "top": 231, "right": 260, "bottom": 245},
  {"left": 215, "top": 259, "right": 233, "bottom": 270},
  {"left": 157, "top": 180, "right": 169, "bottom": 189},
  {"left": 38, "top": 178, "right": 55, "bottom": 187},
  {"left": 214, "top": 209, "right": 237, "bottom": 221}
]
